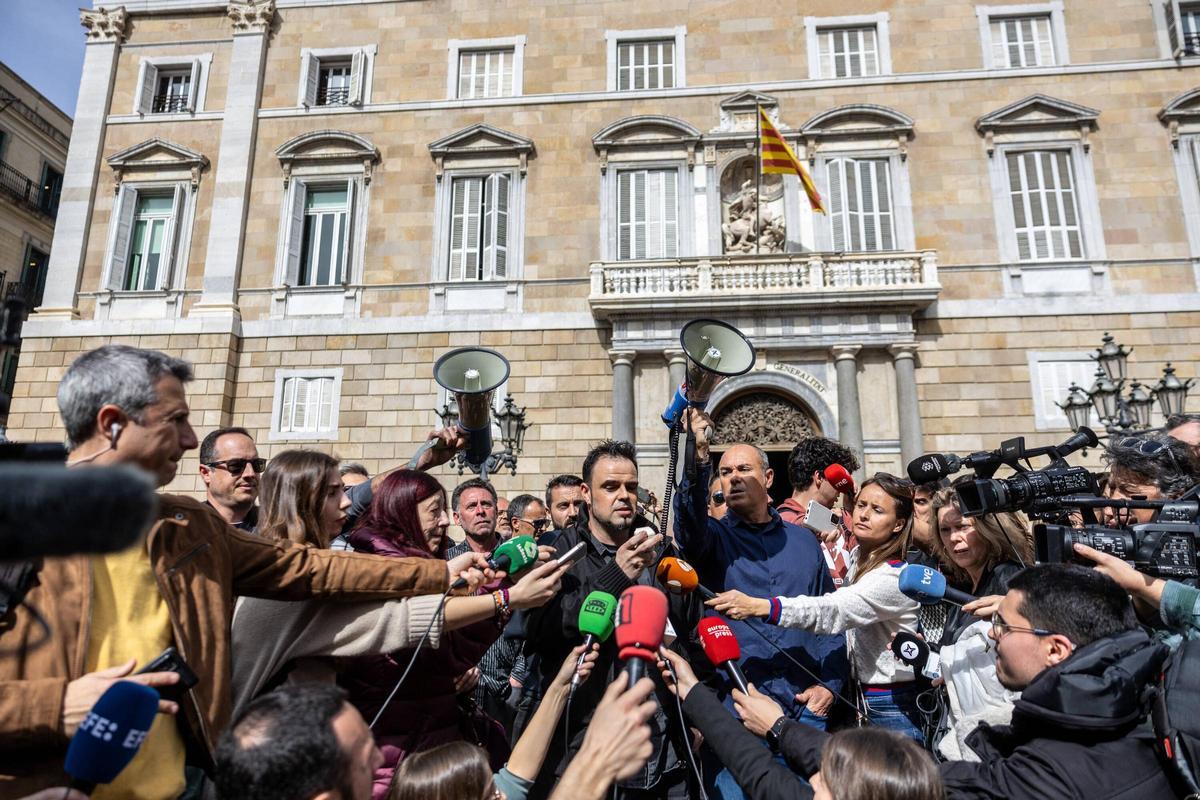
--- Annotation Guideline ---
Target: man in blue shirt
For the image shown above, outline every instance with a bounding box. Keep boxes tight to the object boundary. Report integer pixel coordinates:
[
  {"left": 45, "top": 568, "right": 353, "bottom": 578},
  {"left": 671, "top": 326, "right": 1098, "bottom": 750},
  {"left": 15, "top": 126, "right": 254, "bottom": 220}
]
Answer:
[{"left": 673, "top": 408, "right": 848, "bottom": 799}]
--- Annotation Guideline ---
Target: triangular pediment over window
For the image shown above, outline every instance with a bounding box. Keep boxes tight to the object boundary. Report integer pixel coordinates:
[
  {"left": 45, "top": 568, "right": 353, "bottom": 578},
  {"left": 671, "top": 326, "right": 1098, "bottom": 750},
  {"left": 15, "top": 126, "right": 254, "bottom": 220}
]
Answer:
[
  {"left": 275, "top": 130, "right": 380, "bottom": 183},
  {"left": 976, "top": 94, "right": 1099, "bottom": 135},
  {"left": 106, "top": 138, "right": 209, "bottom": 188},
  {"left": 1159, "top": 88, "right": 1200, "bottom": 147},
  {"left": 592, "top": 115, "right": 701, "bottom": 172},
  {"left": 428, "top": 124, "right": 535, "bottom": 177}
]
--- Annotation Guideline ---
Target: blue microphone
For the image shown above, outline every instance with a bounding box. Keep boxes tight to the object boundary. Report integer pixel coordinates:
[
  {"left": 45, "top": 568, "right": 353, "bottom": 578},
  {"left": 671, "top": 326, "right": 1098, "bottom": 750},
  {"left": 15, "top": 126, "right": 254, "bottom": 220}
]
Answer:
[
  {"left": 897, "top": 563, "right": 978, "bottom": 607},
  {"left": 65, "top": 680, "right": 160, "bottom": 792}
]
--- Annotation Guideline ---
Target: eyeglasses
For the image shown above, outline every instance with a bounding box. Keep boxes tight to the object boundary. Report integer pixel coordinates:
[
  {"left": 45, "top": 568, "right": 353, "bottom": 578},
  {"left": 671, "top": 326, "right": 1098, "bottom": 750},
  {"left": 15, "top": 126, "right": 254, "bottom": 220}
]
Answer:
[
  {"left": 1115, "top": 436, "right": 1184, "bottom": 474},
  {"left": 991, "top": 611, "right": 1056, "bottom": 640},
  {"left": 204, "top": 457, "right": 267, "bottom": 475},
  {"left": 515, "top": 517, "right": 549, "bottom": 533}
]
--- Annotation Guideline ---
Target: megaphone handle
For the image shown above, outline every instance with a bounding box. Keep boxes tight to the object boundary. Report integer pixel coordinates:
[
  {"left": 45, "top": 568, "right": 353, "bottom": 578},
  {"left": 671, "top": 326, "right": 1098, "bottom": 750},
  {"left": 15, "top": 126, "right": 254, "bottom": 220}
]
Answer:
[
  {"left": 406, "top": 437, "right": 442, "bottom": 470},
  {"left": 684, "top": 429, "right": 698, "bottom": 482}
]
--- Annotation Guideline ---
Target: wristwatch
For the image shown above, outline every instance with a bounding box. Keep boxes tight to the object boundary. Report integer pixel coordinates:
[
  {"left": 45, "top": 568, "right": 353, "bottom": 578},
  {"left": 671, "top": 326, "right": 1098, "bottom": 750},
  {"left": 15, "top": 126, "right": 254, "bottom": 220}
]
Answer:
[{"left": 765, "top": 716, "right": 788, "bottom": 752}]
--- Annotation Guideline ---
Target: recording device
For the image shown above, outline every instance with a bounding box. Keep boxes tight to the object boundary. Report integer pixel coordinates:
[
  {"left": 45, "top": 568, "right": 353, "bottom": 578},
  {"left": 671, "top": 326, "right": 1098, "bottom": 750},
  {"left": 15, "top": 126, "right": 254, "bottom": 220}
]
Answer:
[
  {"left": 824, "top": 463, "right": 855, "bottom": 495},
  {"left": 1037, "top": 519, "right": 1200, "bottom": 579},
  {"left": 573, "top": 590, "right": 617, "bottom": 691},
  {"left": 448, "top": 534, "right": 538, "bottom": 590},
  {"left": 432, "top": 347, "right": 510, "bottom": 468},
  {"left": 897, "top": 563, "right": 978, "bottom": 607},
  {"left": 906, "top": 428, "right": 1097, "bottom": 484},
  {"left": 698, "top": 617, "right": 751, "bottom": 695},
  {"left": 555, "top": 540, "right": 587, "bottom": 569},
  {"left": 615, "top": 585, "right": 668, "bottom": 687},
  {"left": 64, "top": 680, "right": 159, "bottom": 793},
  {"left": 801, "top": 501, "right": 835, "bottom": 534},
  {"left": 656, "top": 556, "right": 717, "bottom": 600},
  {"left": 890, "top": 631, "right": 941, "bottom": 681},
  {"left": 136, "top": 647, "right": 198, "bottom": 704},
  {"left": 661, "top": 319, "right": 756, "bottom": 428},
  {"left": 0, "top": 463, "right": 159, "bottom": 559}
]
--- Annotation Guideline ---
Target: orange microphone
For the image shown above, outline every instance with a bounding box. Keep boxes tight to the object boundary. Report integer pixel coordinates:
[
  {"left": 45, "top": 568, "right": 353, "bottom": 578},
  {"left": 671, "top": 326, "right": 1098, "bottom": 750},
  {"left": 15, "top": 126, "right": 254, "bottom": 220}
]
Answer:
[{"left": 656, "top": 556, "right": 716, "bottom": 600}]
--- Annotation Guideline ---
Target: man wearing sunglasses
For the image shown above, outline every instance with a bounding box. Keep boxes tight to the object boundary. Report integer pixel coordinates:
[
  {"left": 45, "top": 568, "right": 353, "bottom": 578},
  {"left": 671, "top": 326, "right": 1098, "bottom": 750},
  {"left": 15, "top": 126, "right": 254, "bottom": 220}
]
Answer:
[
  {"left": 199, "top": 427, "right": 265, "bottom": 531},
  {"left": 509, "top": 494, "right": 550, "bottom": 538},
  {"left": 1101, "top": 433, "right": 1199, "bottom": 525}
]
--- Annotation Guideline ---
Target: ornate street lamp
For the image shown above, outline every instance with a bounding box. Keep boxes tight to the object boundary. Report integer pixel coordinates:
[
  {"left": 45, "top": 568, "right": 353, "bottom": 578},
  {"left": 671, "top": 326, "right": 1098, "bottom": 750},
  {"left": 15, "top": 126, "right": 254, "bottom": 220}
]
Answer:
[
  {"left": 438, "top": 394, "right": 531, "bottom": 478},
  {"left": 1155, "top": 363, "right": 1195, "bottom": 419},
  {"left": 435, "top": 397, "right": 460, "bottom": 430},
  {"left": 1087, "top": 367, "right": 1123, "bottom": 425},
  {"left": 1057, "top": 382, "right": 1093, "bottom": 433},
  {"left": 1091, "top": 332, "right": 1131, "bottom": 382},
  {"left": 495, "top": 394, "right": 529, "bottom": 453},
  {"left": 1126, "top": 381, "right": 1156, "bottom": 429}
]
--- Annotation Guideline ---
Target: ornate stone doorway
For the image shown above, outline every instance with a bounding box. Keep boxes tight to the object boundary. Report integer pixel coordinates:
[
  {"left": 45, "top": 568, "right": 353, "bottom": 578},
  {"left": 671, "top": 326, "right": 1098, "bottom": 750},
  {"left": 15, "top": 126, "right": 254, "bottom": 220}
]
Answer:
[{"left": 710, "top": 391, "right": 823, "bottom": 506}]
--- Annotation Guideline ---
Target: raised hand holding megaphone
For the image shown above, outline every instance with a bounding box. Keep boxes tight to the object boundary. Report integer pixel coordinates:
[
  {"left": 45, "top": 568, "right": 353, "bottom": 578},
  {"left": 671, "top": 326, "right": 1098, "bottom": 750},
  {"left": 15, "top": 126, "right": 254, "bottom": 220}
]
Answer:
[
  {"left": 429, "top": 346, "right": 511, "bottom": 469},
  {"left": 661, "top": 319, "right": 756, "bottom": 430}
]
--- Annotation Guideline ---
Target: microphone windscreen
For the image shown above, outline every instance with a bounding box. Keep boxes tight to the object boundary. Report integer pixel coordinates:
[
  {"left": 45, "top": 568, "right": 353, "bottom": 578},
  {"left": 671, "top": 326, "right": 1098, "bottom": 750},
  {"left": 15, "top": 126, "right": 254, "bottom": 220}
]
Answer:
[
  {"left": 615, "top": 585, "right": 668, "bottom": 662},
  {"left": 491, "top": 535, "right": 539, "bottom": 575},
  {"left": 907, "top": 454, "right": 949, "bottom": 484},
  {"left": 578, "top": 590, "right": 618, "bottom": 641},
  {"left": 824, "top": 464, "right": 855, "bottom": 494},
  {"left": 698, "top": 617, "right": 741, "bottom": 666},
  {"left": 0, "top": 464, "right": 159, "bottom": 559},
  {"left": 656, "top": 556, "right": 700, "bottom": 594},
  {"left": 897, "top": 563, "right": 948, "bottom": 605},
  {"left": 65, "top": 680, "right": 159, "bottom": 786}
]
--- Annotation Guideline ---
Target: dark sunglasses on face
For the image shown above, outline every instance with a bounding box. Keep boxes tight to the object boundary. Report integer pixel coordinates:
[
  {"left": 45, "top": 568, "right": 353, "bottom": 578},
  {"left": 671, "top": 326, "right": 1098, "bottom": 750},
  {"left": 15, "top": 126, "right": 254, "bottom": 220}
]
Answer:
[{"left": 205, "top": 457, "right": 267, "bottom": 474}]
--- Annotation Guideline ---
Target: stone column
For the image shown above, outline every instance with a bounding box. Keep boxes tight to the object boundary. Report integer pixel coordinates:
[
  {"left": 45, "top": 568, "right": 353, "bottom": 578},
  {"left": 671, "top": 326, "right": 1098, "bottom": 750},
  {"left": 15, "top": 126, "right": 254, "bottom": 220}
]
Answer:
[
  {"left": 890, "top": 342, "right": 924, "bottom": 468},
  {"left": 610, "top": 350, "right": 636, "bottom": 444},
  {"left": 192, "top": 0, "right": 275, "bottom": 316},
  {"left": 831, "top": 344, "right": 866, "bottom": 481},
  {"left": 35, "top": 8, "right": 128, "bottom": 319},
  {"left": 665, "top": 349, "right": 687, "bottom": 392}
]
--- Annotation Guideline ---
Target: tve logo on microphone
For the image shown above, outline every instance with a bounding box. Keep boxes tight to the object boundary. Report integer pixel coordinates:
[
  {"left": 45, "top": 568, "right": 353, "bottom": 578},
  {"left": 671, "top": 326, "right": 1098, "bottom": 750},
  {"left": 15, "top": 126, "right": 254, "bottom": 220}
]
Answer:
[{"left": 79, "top": 711, "right": 149, "bottom": 750}]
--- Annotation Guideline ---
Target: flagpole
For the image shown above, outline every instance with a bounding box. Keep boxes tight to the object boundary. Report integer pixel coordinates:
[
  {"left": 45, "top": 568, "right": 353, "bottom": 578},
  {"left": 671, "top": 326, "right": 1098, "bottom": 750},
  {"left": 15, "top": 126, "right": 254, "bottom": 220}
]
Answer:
[{"left": 755, "top": 102, "right": 762, "bottom": 257}]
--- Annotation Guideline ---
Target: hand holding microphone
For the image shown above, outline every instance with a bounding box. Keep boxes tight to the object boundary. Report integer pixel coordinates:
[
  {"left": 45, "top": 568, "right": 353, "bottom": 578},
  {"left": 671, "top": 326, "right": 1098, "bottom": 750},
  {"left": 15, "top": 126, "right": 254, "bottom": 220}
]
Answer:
[
  {"left": 897, "top": 563, "right": 979, "bottom": 607},
  {"left": 572, "top": 591, "right": 617, "bottom": 692},
  {"left": 450, "top": 535, "right": 539, "bottom": 590},
  {"left": 698, "top": 618, "right": 751, "bottom": 694},
  {"left": 63, "top": 659, "right": 180, "bottom": 736},
  {"left": 616, "top": 528, "right": 663, "bottom": 581},
  {"left": 64, "top": 680, "right": 161, "bottom": 793},
  {"left": 615, "top": 586, "right": 669, "bottom": 687}
]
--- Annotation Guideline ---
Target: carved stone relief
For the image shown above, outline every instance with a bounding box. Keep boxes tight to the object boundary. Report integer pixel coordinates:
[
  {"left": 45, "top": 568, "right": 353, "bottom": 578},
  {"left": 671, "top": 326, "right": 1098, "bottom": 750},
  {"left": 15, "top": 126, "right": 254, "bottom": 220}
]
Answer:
[
  {"left": 711, "top": 392, "right": 819, "bottom": 447},
  {"left": 720, "top": 156, "right": 785, "bottom": 254}
]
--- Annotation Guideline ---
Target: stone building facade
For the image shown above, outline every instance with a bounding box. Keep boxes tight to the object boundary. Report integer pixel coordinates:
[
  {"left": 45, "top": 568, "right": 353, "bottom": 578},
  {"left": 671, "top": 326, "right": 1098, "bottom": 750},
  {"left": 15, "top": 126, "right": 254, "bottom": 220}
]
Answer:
[
  {"left": 10, "top": 0, "right": 1200, "bottom": 502},
  {"left": 0, "top": 63, "right": 71, "bottom": 427}
]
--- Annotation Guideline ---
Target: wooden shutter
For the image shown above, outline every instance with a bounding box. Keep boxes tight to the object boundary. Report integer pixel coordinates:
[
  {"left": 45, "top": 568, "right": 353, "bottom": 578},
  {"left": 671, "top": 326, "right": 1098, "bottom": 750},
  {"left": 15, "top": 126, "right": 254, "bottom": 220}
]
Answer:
[
  {"left": 990, "top": 19, "right": 1010, "bottom": 67},
  {"left": 828, "top": 158, "right": 846, "bottom": 251},
  {"left": 301, "top": 53, "right": 319, "bottom": 107},
  {"left": 874, "top": 160, "right": 894, "bottom": 250},
  {"left": 1168, "top": 0, "right": 1184, "bottom": 55},
  {"left": 449, "top": 177, "right": 483, "bottom": 280},
  {"left": 862, "top": 28, "right": 879, "bottom": 76},
  {"left": 1034, "top": 17, "right": 1055, "bottom": 65},
  {"left": 483, "top": 173, "right": 510, "bottom": 279},
  {"left": 633, "top": 170, "right": 647, "bottom": 258},
  {"left": 645, "top": 170, "right": 663, "bottom": 259},
  {"left": 661, "top": 170, "right": 678, "bottom": 258},
  {"left": 349, "top": 50, "right": 365, "bottom": 106},
  {"left": 108, "top": 186, "right": 139, "bottom": 289},
  {"left": 280, "top": 377, "right": 297, "bottom": 432},
  {"left": 818, "top": 31, "right": 833, "bottom": 78},
  {"left": 138, "top": 62, "right": 158, "bottom": 114},
  {"left": 339, "top": 179, "right": 356, "bottom": 284},
  {"left": 186, "top": 59, "right": 201, "bottom": 112},
  {"left": 157, "top": 184, "right": 187, "bottom": 289},
  {"left": 283, "top": 180, "right": 306, "bottom": 285},
  {"left": 617, "top": 171, "right": 633, "bottom": 260}
]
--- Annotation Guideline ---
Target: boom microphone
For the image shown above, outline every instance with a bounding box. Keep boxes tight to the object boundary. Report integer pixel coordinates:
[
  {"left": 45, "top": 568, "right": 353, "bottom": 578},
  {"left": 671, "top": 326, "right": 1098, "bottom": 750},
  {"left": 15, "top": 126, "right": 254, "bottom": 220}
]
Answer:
[
  {"left": 64, "top": 680, "right": 160, "bottom": 792},
  {"left": 573, "top": 590, "right": 617, "bottom": 691},
  {"left": 449, "top": 535, "right": 539, "bottom": 590},
  {"left": 824, "top": 463, "right": 855, "bottom": 495},
  {"left": 897, "top": 563, "right": 978, "bottom": 607},
  {"left": 698, "top": 617, "right": 751, "bottom": 695},
  {"left": 656, "top": 556, "right": 716, "bottom": 600},
  {"left": 0, "top": 464, "right": 159, "bottom": 559},
  {"left": 615, "top": 585, "right": 668, "bottom": 687}
]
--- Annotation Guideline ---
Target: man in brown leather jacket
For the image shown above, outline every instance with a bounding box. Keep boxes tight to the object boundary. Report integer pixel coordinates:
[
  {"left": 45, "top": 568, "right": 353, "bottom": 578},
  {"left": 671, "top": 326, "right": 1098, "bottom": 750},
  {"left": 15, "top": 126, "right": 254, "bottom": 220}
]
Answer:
[{"left": 0, "top": 345, "right": 487, "bottom": 799}]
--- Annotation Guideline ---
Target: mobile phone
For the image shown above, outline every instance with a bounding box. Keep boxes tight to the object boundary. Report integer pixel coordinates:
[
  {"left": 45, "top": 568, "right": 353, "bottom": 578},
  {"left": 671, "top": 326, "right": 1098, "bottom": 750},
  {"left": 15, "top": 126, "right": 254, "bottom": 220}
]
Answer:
[
  {"left": 555, "top": 541, "right": 587, "bottom": 568},
  {"left": 802, "top": 500, "right": 836, "bottom": 534},
  {"left": 137, "top": 646, "right": 199, "bottom": 702}
]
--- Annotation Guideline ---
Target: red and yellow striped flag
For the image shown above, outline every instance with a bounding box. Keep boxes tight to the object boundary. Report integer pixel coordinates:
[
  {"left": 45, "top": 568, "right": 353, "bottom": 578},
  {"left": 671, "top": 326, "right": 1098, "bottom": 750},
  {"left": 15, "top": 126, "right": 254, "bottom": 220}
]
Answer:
[{"left": 759, "top": 107, "right": 825, "bottom": 214}]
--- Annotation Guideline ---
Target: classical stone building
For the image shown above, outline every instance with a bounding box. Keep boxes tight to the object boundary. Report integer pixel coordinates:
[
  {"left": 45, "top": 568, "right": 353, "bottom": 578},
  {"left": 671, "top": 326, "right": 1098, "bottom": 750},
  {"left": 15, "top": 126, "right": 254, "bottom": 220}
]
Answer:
[
  {"left": 10, "top": 0, "right": 1200, "bottom": 502},
  {"left": 0, "top": 62, "right": 71, "bottom": 429}
]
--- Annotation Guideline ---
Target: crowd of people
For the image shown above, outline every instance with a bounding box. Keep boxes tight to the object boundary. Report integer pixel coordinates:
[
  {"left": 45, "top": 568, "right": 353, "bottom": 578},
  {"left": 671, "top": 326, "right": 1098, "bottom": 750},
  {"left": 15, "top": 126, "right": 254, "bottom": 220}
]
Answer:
[{"left": 3, "top": 343, "right": 1200, "bottom": 800}]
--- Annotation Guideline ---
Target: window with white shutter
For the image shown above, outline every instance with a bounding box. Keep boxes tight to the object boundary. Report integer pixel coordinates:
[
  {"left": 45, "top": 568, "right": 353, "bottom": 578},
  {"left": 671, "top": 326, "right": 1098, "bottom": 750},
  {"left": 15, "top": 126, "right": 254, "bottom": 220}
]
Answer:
[
  {"left": 1029, "top": 356, "right": 1098, "bottom": 430},
  {"left": 297, "top": 183, "right": 353, "bottom": 286},
  {"left": 106, "top": 183, "right": 189, "bottom": 292},
  {"left": 299, "top": 48, "right": 374, "bottom": 107},
  {"left": 1181, "top": 3, "right": 1200, "bottom": 55},
  {"left": 818, "top": 27, "right": 880, "bottom": 78},
  {"left": 616, "top": 39, "right": 676, "bottom": 90},
  {"left": 990, "top": 15, "right": 1056, "bottom": 67},
  {"left": 135, "top": 57, "right": 207, "bottom": 114},
  {"left": 616, "top": 168, "right": 678, "bottom": 260},
  {"left": 271, "top": 368, "right": 343, "bottom": 440},
  {"left": 1005, "top": 150, "right": 1084, "bottom": 261},
  {"left": 826, "top": 157, "right": 895, "bottom": 252},
  {"left": 458, "top": 49, "right": 516, "bottom": 98},
  {"left": 448, "top": 173, "right": 511, "bottom": 280}
]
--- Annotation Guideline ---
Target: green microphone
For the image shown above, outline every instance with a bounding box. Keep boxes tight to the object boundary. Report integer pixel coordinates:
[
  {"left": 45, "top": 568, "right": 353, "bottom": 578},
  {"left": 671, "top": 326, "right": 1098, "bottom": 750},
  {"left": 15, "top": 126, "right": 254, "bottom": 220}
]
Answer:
[
  {"left": 450, "top": 535, "right": 538, "bottom": 589},
  {"left": 572, "top": 590, "right": 618, "bottom": 692}
]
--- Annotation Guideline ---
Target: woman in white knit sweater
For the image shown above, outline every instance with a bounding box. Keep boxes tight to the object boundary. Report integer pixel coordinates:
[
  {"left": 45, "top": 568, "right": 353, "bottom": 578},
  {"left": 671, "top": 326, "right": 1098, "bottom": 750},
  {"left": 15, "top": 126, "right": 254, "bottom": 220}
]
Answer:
[{"left": 707, "top": 473, "right": 924, "bottom": 742}]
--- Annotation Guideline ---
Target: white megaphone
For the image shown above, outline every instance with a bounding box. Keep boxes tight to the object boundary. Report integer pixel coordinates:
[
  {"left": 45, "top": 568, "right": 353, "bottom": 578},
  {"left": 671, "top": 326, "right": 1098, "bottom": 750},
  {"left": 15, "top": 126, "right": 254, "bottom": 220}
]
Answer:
[
  {"left": 434, "top": 347, "right": 511, "bottom": 466},
  {"left": 661, "top": 319, "right": 756, "bottom": 428}
]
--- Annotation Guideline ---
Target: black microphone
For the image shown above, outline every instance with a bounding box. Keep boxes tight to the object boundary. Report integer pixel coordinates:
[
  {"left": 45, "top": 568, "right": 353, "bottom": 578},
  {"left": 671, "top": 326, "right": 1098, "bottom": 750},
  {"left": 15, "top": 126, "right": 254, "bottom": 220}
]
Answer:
[{"left": 0, "top": 464, "right": 159, "bottom": 559}]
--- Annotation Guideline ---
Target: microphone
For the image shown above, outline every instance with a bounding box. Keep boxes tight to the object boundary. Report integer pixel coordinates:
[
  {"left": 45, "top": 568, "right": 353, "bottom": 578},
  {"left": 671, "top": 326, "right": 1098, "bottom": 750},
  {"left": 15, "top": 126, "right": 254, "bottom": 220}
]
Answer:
[
  {"left": 572, "top": 590, "right": 617, "bottom": 691},
  {"left": 0, "top": 464, "right": 159, "bottom": 559},
  {"left": 64, "top": 680, "right": 160, "bottom": 792},
  {"left": 698, "top": 617, "right": 750, "bottom": 695},
  {"left": 656, "top": 556, "right": 716, "bottom": 600},
  {"left": 897, "top": 563, "right": 978, "bottom": 607},
  {"left": 449, "top": 534, "right": 539, "bottom": 590},
  {"left": 823, "top": 463, "right": 855, "bottom": 495},
  {"left": 615, "top": 585, "right": 668, "bottom": 687}
]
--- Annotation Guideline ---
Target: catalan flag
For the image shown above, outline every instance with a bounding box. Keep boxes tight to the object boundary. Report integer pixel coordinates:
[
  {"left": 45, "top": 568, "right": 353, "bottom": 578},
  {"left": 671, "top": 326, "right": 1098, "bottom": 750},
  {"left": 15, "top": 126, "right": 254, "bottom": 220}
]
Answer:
[{"left": 759, "top": 107, "right": 825, "bottom": 214}]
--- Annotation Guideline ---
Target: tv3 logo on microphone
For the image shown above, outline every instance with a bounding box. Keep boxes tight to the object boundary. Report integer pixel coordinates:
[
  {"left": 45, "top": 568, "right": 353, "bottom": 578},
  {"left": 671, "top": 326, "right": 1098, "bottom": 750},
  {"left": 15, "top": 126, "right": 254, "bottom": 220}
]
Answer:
[{"left": 79, "top": 711, "right": 150, "bottom": 750}]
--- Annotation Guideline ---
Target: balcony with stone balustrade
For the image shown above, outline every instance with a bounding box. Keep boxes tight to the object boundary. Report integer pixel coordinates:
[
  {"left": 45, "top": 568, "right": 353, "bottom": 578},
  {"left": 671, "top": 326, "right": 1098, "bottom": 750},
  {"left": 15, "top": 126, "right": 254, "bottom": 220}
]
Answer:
[{"left": 588, "top": 250, "right": 941, "bottom": 318}]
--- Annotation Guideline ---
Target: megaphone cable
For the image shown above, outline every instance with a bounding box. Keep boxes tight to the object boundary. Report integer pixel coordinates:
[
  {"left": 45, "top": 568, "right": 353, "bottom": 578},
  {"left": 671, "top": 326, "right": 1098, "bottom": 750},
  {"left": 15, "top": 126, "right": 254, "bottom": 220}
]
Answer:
[{"left": 367, "top": 585, "right": 454, "bottom": 730}]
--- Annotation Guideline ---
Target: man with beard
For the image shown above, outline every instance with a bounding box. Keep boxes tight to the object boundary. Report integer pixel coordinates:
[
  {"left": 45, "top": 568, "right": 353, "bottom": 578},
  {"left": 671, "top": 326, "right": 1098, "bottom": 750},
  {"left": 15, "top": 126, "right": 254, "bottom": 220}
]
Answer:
[
  {"left": 546, "top": 474, "right": 585, "bottom": 531},
  {"left": 200, "top": 427, "right": 263, "bottom": 531},
  {"left": 523, "top": 440, "right": 707, "bottom": 799}
]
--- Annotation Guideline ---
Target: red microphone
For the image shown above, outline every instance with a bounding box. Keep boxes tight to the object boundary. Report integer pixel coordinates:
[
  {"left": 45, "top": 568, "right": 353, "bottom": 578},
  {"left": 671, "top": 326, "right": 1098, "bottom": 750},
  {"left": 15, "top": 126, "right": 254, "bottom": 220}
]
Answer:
[
  {"left": 824, "top": 463, "right": 855, "bottom": 495},
  {"left": 698, "top": 617, "right": 751, "bottom": 695},
  {"left": 616, "top": 585, "right": 668, "bottom": 687},
  {"left": 656, "top": 556, "right": 717, "bottom": 600}
]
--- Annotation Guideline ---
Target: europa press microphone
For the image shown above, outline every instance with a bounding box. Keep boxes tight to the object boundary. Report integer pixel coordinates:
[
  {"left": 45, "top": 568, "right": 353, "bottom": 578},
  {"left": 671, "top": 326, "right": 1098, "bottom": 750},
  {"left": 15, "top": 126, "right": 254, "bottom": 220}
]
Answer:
[
  {"left": 897, "top": 563, "right": 979, "bottom": 607},
  {"left": 615, "top": 585, "right": 668, "bottom": 687},
  {"left": 64, "top": 680, "right": 160, "bottom": 793},
  {"left": 656, "top": 556, "right": 716, "bottom": 600},
  {"left": 698, "top": 617, "right": 751, "bottom": 695},
  {"left": 449, "top": 534, "right": 538, "bottom": 590},
  {"left": 572, "top": 591, "right": 617, "bottom": 692}
]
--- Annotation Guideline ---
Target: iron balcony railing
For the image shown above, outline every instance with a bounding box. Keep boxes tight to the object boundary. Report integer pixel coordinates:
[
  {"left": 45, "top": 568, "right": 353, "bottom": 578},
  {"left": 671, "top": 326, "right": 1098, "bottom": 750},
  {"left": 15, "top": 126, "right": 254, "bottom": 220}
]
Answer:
[
  {"left": 0, "top": 160, "right": 54, "bottom": 219},
  {"left": 317, "top": 86, "right": 351, "bottom": 106},
  {"left": 151, "top": 93, "right": 190, "bottom": 113}
]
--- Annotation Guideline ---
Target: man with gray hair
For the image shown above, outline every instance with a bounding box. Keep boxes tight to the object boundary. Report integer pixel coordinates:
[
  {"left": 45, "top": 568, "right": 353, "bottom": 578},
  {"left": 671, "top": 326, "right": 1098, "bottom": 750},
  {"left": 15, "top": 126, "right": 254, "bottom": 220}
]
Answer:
[
  {"left": 0, "top": 345, "right": 488, "bottom": 799},
  {"left": 1102, "top": 432, "right": 1199, "bottom": 525}
]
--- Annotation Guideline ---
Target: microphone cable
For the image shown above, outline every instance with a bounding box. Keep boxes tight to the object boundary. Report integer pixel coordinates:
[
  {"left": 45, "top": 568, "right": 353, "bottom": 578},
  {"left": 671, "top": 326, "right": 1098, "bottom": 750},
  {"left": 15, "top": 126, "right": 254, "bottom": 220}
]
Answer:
[
  {"left": 661, "top": 655, "right": 709, "bottom": 800},
  {"left": 368, "top": 585, "right": 454, "bottom": 730},
  {"left": 658, "top": 420, "right": 683, "bottom": 536}
]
